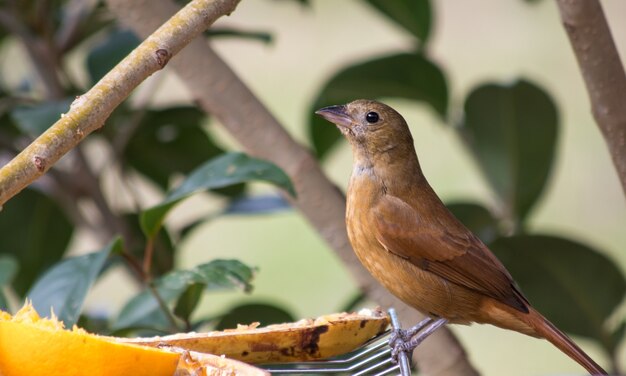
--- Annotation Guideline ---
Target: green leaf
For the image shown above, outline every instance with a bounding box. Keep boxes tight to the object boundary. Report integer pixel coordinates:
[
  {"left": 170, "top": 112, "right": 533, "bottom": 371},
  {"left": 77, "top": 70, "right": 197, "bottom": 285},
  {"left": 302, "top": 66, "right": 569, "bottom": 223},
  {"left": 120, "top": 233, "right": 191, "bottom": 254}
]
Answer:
[
  {"left": 340, "top": 291, "right": 368, "bottom": 313},
  {"left": 0, "top": 255, "right": 17, "bottom": 311},
  {"left": 0, "top": 255, "right": 18, "bottom": 286},
  {"left": 87, "top": 29, "right": 140, "bottom": 84},
  {"left": 363, "top": 0, "right": 432, "bottom": 44},
  {"left": 114, "top": 259, "right": 254, "bottom": 330},
  {"left": 0, "top": 292, "right": 8, "bottom": 311},
  {"left": 27, "top": 239, "right": 119, "bottom": 327},
  {"left": 173, "top": 282, "right": 205, "bottom": 323},
  {"left": 446, "top": 202, "right": 499, "bottom": 244},
  {"left": 124, "top": 213, "right": 175, "bottom": 277},
  {"left": 140, "top": 152, "right": 295, "bottom": 237},
  {"left": 10, "top": 99, "right": 73, "bottom": 136},
  {"left": 491, "top": 235, "right": 626, "bottom": 352},
  {"left": 0, "top": 189, "right": 73, "bottom": 296},
  {"left": 461, "top": 80, "right": 558, "bottom": 222},
  {"left": 215, "top": 302, "right": 295, "bottom": 330},
  {"left": 310, "top": 53, "right": 448, "bottom": 159},
  {"left": 124, "top": 107, "right": 227, "bottom": 190}
]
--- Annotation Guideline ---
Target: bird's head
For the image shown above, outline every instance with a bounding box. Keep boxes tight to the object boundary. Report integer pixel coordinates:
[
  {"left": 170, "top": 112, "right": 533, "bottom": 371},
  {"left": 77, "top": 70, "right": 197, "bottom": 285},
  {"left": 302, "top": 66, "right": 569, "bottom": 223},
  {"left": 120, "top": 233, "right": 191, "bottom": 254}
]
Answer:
[{"left": 315, "top": 99, "right": 414, "bottom": 163}]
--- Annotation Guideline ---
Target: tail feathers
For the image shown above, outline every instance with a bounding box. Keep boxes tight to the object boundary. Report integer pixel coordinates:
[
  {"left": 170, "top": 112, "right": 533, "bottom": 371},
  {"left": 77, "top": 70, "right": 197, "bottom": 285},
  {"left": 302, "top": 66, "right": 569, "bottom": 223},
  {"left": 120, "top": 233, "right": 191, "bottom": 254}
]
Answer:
[{"left": 526, "top": 308, "right": 607, "bottom": 375}]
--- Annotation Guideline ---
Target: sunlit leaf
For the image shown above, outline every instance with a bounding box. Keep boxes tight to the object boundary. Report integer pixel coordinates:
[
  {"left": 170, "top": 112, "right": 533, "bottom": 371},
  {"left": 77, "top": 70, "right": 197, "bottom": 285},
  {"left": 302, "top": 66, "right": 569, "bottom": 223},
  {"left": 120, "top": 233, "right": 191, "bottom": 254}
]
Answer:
[
  {"left": 461, "top": 80, "right": 558, "bottom": 222},
  {"left": 140, "top": 153, "right": 295, "bottom": 237},
  {"left": 310, "top": 53, "right": 447, "bottom": 159},
  {"left": 27, "top": 239, "right": 119, "bottom": 326}
]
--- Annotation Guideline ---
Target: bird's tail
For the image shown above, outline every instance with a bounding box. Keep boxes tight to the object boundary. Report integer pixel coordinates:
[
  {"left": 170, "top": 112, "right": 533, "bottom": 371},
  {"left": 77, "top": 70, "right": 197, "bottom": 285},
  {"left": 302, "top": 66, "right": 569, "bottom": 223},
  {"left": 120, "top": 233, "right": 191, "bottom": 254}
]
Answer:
[{"left": 525, "top": 307, "right": 607, "bottom": 375}]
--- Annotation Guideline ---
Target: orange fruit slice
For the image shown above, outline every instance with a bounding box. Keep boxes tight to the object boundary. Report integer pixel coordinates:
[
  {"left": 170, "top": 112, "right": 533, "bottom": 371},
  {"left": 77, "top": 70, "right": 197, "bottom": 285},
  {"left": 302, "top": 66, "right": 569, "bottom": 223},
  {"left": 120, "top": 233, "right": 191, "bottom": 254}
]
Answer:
[{"left": 0, "top": 302, "right": 180, "bottom": 376}]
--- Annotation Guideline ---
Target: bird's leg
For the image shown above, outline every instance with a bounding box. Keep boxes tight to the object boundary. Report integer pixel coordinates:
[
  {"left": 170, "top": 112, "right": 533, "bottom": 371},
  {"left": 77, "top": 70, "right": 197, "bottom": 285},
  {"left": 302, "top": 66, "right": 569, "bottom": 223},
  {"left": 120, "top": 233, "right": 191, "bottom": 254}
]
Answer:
[{"left": 390, "top": 318, "right": 448, "bottom": 361}]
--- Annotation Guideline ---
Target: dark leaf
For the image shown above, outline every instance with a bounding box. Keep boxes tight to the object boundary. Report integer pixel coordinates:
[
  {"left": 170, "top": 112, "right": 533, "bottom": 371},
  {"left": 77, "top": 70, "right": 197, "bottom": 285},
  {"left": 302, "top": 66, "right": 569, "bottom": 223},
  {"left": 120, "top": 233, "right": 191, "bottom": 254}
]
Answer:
[
  {"left": 10, "top": 99, "right": 73, "bottom": 136},
  {"left": 363, "top": 0, "right": 432, "bottom": 45},
  {"left": 0, "top": 189, "right": 73, "bottom": 296},
  {"left": 461, "top": 80, "right": 558, "bottom": 222},
  {"left": 270, "top": 0, "right": 310, "bottom": 6},
  {"left": 340, "top": 291, "right": 368, "bottom": 313},
  {"left": 27, "top": 239, "right": 118, "bottom": 327},
  {"left": 0, "top": 255, "right": 18, "bottom": 311},
  {"left": 140, "top": 152, "right": 295, "bottom": 237},
  {"left": 86, "top": 29, "right": 140, "bottom": 84},
  {"left": 610, "top": 320, "right": 625, "bottom": 354},
  {"left": 491, "top": 234, "right": 626, "bottom": 352},
  {"left": 223, "top": 195, "right": 291, "bottom": 215},
  {"left": 310, "top": 53, "right": 447, "bottom": 159},
  {"left": 215, "top": 302, "right": 295, "bottom": 330},
  {"left": 446, "top": 202, "right": 499, "bottom": 244},
  {"left": 76, "top": 313, "right": 110, "bottom": 334},
  {"left": 0, "top": 292, "right": 8, "bottom": 311},
  {"left": 124, "top": 213, "right": 175, "bottom": 277},
  {"left": 173, "top": 282, "right": 205, "bottom": 323},
  {"left": 115, "top": 259, "right": 254, "bottom": 330},
  {"left": 0, "top": 255, "right": 18, "bottom": 286},
  {"left": 124, "top": 107, "right": 227, "bottom": 191}
]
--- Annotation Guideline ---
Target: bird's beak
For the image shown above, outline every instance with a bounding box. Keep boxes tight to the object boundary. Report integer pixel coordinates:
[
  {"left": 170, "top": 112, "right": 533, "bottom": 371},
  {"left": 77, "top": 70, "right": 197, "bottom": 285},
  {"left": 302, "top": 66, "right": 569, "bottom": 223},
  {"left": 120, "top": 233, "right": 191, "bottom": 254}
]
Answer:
[{"left": 315, "top": 105, "right": 353, "bottom": 128}]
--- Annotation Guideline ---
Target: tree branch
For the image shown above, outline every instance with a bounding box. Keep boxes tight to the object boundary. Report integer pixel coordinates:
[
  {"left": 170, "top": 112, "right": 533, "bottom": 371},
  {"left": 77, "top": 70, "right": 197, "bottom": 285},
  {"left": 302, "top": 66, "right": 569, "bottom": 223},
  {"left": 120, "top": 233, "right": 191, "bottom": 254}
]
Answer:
[
  {"left": 556, "top": 0, "right": 626, "bottom": 196},
  {"left": 0, "top": 0, "right": 241, "bottom": 206},
  {"left": 105, "top": 1, "right": 478, "bottom": 375}
]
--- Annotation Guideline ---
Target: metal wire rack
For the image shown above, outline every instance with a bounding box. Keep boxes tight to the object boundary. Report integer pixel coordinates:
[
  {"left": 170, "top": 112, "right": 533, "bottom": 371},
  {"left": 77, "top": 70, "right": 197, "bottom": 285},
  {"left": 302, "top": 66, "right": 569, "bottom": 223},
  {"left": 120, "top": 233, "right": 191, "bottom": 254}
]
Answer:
[{"left": 260, "top": 309, "right": 412, "bottom": 376}]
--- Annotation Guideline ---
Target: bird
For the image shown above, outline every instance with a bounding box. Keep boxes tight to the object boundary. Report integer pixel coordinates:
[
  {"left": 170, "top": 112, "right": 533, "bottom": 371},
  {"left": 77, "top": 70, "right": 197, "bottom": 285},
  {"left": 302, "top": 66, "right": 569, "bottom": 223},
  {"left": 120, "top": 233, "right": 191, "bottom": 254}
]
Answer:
[{"left": 315, "top": 99, "right": 607, "bottom": 375}]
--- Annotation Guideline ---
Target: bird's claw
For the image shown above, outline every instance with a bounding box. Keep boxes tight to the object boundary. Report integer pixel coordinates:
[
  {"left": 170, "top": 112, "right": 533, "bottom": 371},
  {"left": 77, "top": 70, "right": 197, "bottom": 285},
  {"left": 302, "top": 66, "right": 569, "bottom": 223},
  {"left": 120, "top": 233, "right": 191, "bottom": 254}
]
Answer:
[
  {"left": 390, "top": 340, "right": 412, "bottom": 364},
  {"left": 388, "top": 317, "right": 448, "bottom": 364}
]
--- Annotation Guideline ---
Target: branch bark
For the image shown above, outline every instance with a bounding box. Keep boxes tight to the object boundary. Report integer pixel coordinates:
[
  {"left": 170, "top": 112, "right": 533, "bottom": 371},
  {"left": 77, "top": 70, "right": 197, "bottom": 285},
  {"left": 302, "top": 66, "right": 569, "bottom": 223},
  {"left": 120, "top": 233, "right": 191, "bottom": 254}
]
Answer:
[
  {"left": 0, "top": 0, "right": 241, "bottom": 206},
  {"left": 556, "top": 0, "right": 626, "bottom": 196},
  {"left": 105, "top": 1, "right": 478, "bottom": 375}
]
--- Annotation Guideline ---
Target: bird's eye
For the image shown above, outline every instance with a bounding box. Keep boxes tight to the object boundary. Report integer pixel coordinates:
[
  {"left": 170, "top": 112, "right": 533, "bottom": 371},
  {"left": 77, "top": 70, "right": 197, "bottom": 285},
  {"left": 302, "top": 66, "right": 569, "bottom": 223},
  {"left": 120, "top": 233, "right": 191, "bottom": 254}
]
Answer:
[{"left": 365, "top": 111, "right": 379, "bottom": 124}]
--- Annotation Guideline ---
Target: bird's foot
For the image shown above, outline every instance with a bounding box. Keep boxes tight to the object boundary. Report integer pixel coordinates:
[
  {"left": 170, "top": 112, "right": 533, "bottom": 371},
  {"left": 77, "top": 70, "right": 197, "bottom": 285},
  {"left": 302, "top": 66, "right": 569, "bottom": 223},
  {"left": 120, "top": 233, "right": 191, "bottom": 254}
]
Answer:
[
  {"left": 390, "top": 318, "right": 448, "bottom": 362},
  {"left": 389, "top": 317, "right": 433, "bottom": 348}
]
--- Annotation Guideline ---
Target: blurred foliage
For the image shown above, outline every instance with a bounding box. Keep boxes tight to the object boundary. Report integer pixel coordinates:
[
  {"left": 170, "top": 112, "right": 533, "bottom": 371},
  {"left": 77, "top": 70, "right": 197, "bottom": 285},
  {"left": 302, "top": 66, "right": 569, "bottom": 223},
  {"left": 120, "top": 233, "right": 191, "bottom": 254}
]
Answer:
[
  {"left": 0, "top": 1, "right": 622, "bottom": 372},
  {"left": 0, "top": 0, "right": 297, "bottom": 342},
  {"left": 306, "top": 0, "right": 625, "bottom": 365}
]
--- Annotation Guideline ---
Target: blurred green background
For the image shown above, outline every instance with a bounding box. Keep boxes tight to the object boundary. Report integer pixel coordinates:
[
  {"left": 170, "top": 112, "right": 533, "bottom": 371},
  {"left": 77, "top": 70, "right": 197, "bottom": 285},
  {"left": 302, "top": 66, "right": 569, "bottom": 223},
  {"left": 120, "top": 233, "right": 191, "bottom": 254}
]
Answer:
[{"left": 0, "top": 0, "right": 625, "bottom": 375}]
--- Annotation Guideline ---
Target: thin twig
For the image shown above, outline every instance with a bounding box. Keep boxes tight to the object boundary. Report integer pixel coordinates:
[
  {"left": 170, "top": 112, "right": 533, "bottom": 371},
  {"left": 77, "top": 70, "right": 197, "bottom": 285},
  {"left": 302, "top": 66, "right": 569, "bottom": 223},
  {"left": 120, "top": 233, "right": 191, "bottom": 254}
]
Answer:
[
  {"left": 148, "top": 282, "right": 181, "bottom": 332},
  {"left": 0, "top": 0, "right": 242, "bottom": 206},
  {"left": 556, "top": 0, "right": 626, "bottom": 196},
  {"left": 143, "top": 237, "right": 155, "bottom": 276}
]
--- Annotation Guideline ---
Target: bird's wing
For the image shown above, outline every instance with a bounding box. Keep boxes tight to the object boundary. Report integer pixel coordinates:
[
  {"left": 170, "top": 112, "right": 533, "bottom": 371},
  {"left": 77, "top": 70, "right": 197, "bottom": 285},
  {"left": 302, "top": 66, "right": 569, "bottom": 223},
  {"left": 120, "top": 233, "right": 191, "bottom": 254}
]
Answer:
[{"left": 372, "top": 195, "right": 528, "bottom": 312}]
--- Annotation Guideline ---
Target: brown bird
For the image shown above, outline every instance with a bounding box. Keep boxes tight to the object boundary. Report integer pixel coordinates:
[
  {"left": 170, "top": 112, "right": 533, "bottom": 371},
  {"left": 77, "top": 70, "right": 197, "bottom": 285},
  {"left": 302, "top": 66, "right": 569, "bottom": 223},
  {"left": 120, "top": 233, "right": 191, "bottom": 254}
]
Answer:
[{"left": 316, "top": 99, "right": 607, "bottom": 375}]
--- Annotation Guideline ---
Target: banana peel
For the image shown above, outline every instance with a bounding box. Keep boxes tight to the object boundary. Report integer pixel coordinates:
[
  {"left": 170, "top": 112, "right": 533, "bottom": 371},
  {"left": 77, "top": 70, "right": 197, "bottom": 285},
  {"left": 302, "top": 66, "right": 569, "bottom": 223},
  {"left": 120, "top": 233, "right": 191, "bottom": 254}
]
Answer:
[{"left": 118, "top": 308, "right": 390, "bottom": 364}]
